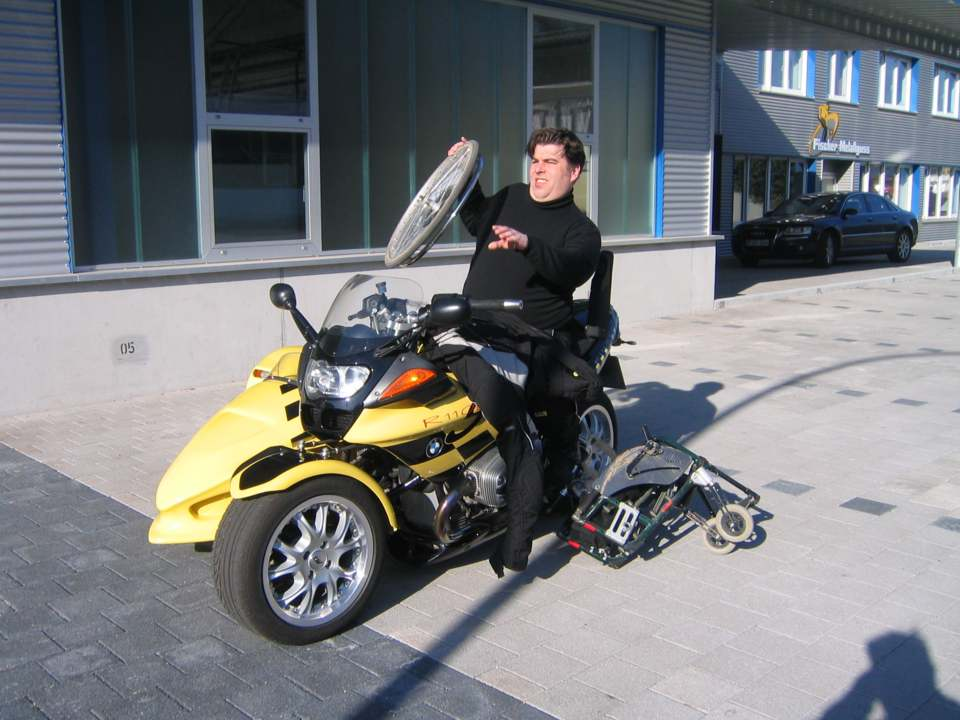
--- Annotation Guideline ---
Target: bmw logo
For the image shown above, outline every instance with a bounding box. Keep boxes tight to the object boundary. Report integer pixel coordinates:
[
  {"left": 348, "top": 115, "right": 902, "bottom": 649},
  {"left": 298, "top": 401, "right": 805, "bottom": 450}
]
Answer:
[{"left": 426, "top": 437, "right": 443, "bottom": 458}]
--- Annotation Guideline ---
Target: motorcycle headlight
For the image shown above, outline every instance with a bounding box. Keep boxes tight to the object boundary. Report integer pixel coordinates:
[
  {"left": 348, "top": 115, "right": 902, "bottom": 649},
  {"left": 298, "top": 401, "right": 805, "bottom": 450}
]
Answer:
[
  {"left": 781, "top": 225, "right": 812, "bottom": 236},
  {"left": 303, "top": 359, "right": 370, "bottom": 400}
]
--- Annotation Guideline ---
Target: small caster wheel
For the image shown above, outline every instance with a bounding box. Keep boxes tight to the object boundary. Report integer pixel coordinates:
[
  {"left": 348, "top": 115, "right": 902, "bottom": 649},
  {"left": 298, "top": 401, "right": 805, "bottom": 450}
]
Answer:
[
  {"left": 703, "top": 518, "right": 735, "bottom": 555},
  {"left": 714, "top": 505, "right": 754, "bottom": 543}
]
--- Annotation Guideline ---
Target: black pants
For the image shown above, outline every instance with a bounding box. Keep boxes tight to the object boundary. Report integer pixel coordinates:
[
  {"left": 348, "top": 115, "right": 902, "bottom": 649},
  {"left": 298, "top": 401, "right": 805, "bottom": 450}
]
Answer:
[
  {"left": 531, "top": 324, "right": 584, "bottom": 491},
  {"left": 429, "top": 346, "right": 543, "bottom": 571}
]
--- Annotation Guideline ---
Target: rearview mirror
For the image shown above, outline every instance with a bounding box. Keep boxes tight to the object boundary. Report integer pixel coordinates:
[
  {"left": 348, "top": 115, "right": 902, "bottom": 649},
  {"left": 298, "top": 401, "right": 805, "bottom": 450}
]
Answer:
[
  {"left": 270, "top": 283, "right": 297, "bottom": 310},
  {"left": 842, "top": 207, "right": 858, "bottom": 218},
  {"left": 428, "top": 293, "right": 470, "bottom": 328}
]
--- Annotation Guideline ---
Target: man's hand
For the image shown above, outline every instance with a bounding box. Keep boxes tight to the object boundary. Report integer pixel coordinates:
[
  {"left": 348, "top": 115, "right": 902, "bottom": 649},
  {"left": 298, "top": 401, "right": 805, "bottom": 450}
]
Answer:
[
  {"left": 489, "top": 225, "right": 528, "bottom": 252},
  {"left": 447, "top": 136, "right": 470, "bottom": 156}
]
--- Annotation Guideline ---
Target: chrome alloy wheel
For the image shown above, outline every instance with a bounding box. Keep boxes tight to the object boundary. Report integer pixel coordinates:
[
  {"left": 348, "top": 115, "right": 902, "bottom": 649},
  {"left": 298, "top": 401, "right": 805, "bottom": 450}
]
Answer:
[
  {"left": 824, "top": 235, "right": 836, "bottom": 265},
  {"left": 896, "top": 230, "right": 911, "bottom": 259},
  {"left": 262, "top": 496, "right": 372, "bottom": 627},
  {"left": 579, "top": 405, "right": 615, "bottom": 482}
]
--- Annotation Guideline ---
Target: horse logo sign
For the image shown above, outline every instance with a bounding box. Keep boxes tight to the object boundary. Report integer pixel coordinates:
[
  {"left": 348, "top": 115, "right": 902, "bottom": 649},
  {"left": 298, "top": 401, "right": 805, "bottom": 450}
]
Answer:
[
  {"left": 808, "top": 103, "right": 840, "bottom": 153},
  {"left": 807, "top": 104, "right": 870, "bottom": 157}
]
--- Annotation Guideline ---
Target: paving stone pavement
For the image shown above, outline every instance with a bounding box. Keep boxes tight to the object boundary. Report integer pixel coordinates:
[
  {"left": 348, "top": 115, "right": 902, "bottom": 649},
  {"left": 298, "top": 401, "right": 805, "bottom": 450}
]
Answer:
[
  {"left": 0, "top": 446, "right": 553, "bottom": 720},
  {"left": 3, "top": 272, "right": 960, "bottom": 719}
]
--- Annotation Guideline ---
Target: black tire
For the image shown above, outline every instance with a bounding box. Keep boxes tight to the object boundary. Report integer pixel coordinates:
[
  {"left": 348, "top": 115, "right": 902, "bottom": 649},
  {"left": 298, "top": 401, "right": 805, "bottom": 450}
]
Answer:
[
  {"left": 577, "top": 391, "right": 618, "bottom": 482},
  {"left": 888, "top": 228, "right": 913, "bottom": 264},
  {"left": 737, "top": 255, "right": 759, "bottom": 268},
  {"left": 815, "top": 231, "right": 838, "bottom": 268},
  {"left": 213, "top": 476, "right": 386, "bottom": 645}
]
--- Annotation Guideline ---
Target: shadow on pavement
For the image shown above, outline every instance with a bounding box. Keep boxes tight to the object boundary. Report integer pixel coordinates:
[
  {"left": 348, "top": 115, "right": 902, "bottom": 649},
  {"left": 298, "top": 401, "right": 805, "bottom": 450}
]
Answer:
[
  {"left": 348, "top": 518, "right": 576, "bottom": 720},
  {"left": 819, "top": 632, "right": 960, "bottom": 719},
  {"left": 613, "top": 380, "right": 722, "bottom": 446},
  {"left": 715, "top": 247, "right": 956, "bottom": 299},
  {"left": 345, "top": 351, "right": 958, "bottom": 716}
]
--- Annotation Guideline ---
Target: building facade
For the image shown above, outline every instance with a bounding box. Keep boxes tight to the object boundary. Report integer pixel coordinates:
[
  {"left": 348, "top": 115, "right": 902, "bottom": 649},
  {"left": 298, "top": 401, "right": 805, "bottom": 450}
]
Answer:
[
  {"left": 0, "top": 0, "right": 717, "bottom": 415},
  {"left": 716, "top": 47, "right": 960, "bottom": 255}
]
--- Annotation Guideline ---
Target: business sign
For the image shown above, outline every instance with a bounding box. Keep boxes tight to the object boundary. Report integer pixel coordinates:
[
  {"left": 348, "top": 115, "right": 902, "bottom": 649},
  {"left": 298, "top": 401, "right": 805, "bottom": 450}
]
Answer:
[{"left": 807, "top": 104, "right": 871, "bottom": 157}]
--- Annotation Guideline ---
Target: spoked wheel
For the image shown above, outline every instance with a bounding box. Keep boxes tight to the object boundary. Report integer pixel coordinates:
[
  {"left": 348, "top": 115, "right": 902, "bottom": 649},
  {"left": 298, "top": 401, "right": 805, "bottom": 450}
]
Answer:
[
  {"left": 714, "top": 505, "right": 754, "bottom": 543},
  {"left": 888, "top": 229, "right": 912, "bottom": 263},
  {"left": 213, "top": 476, "right": 385, "bottom": 645},
  {"left": 702, "top": 518, "right": 735, "bottom": 555},
  {"left": 577, "top": 391, "right": 618, "bottom": 484},
  {"left": 384, "top": 140, "right": 481, "bottom": 268}
]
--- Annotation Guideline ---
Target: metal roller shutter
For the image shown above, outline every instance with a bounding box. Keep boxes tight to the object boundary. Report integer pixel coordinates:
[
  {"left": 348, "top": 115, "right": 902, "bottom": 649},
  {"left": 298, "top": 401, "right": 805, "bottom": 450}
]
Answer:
[{"left": 0, "top": 0, "right": 68, "bottom": 279}]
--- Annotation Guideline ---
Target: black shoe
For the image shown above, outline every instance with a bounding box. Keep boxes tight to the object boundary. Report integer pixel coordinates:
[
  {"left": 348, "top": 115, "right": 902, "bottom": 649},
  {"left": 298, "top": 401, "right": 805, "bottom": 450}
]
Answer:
[
  {"left": 488, "top": 550, "right": 527, "bottom": 578},
  {"left": 488, "top": 552, "right": 505, "bottom": 579}
]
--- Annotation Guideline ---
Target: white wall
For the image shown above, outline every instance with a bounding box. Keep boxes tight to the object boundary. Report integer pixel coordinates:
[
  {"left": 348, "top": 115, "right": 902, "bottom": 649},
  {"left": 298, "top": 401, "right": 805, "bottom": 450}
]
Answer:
[{"left": 0, "top": 240, "right": 715, "bottom": 416}]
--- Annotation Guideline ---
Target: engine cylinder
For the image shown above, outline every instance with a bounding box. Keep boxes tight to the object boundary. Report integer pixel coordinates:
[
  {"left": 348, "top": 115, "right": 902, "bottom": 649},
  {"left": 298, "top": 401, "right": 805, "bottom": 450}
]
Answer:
[{"left": 463, "top": 448, "right": 507, "bottom": 507}]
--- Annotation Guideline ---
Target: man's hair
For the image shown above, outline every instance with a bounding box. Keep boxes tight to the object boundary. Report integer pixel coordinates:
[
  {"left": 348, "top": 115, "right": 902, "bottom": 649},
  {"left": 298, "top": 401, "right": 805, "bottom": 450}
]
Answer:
[{"left": 526, "top": 128, "right": 586, "bottom": 170}]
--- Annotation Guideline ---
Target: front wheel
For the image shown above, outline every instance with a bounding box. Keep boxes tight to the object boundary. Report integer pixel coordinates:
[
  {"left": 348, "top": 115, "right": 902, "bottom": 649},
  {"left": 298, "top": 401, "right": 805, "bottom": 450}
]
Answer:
[
  {"left": 577, "top": 391, "right": 618, "bottom": 483},
  {"left": 888, "top": 228, "right": 912, "bottom": 263},
  {"left": 815, "top": 231, "right": 837, "bottom": 268},
  {"left": 213, "top": 476, "right": 385, "bottom": 645}
]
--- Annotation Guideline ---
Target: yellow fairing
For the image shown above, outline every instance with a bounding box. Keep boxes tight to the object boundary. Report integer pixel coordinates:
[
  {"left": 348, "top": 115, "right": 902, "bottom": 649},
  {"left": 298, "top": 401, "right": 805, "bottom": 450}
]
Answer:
[
  {"left": 149, "top": 376, "right": 398, "bottom": 545},
  {"left": 149, "top": 378, "right": 304, "bottom": 544},
  {"left": 245, "top": 346, "right": 302, "bottom": 388},
  {"left": 229, "top": 458, "right": 397, "bottom": 530},
  {"left": 345, "top": 383, "right": 496, "bottom": 478}
]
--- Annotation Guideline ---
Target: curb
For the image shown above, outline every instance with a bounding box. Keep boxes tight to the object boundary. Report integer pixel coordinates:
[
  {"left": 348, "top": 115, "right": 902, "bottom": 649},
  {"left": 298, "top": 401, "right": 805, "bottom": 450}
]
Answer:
[{"left": 714, "top": 264, "right": 957, "bottom": 309}]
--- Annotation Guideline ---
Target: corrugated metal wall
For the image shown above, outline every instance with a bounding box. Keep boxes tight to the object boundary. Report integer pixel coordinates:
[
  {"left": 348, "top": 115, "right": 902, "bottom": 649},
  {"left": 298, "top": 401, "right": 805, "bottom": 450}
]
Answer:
[
  {"left": 661, "top": 27, "right": 713, "bottom": 236},
  {"left": 0, "top": 0, "right": 68, "bottom": 279},
  {"left": 569, "top": 0, "right": 711, "bottom": 30},
  {"left": 573, "top": 0, "right": 714, "bottom": 238}
]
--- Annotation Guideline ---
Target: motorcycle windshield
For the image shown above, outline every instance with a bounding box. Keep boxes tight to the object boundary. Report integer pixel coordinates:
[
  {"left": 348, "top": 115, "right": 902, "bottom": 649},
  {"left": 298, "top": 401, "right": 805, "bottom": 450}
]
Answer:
[{"left": 317, "top": 274, "right": 425, "bottom": 358}]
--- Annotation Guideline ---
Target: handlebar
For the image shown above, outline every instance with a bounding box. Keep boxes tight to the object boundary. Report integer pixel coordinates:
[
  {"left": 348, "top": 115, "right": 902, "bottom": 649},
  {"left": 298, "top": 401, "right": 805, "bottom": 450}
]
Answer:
[{"left": 470, "top": 299, "right": 524, "bottom": 312}]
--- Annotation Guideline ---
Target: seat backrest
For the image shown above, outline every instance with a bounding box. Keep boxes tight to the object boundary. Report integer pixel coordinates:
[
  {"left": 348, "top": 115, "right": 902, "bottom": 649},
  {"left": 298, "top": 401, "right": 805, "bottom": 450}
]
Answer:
[{"left": 585, "top": 250, "right": 613, "bottom": 338}]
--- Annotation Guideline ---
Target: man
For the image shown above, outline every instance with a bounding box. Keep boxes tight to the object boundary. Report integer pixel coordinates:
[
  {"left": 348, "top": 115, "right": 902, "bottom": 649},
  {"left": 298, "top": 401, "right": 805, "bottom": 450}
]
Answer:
[{"left": 439, "top": 128, "right": 601, "bottom": 575}]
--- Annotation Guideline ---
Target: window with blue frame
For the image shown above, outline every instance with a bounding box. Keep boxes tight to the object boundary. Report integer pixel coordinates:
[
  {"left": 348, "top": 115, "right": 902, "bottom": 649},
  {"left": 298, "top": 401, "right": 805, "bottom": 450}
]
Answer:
[
  {"left": 761, "top": 50, "right": 811, "bottom": 97},
  {"left": 924, "top": 167, "right": 960, "bottom": 219},
  {"left": 933, "top": 64, "right": 960, "bottom": 119},
  {"left": 828, "top": 51, "right": 857, "bottom": 103},
  {"left": 861, "top": 163, "right": 913, "bottom": 210},
  {"left": 734, "top": 155, "right": 809, "bottom": 223},
  {"left": 878, "top": 52, "right": 916, "bottom": 112}
]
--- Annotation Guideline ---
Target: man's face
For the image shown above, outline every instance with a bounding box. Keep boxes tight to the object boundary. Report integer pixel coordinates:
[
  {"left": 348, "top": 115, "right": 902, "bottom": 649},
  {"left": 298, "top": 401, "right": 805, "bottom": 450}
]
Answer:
[{"left": 528, "top": 143, "right": 581, "bottom": 203}]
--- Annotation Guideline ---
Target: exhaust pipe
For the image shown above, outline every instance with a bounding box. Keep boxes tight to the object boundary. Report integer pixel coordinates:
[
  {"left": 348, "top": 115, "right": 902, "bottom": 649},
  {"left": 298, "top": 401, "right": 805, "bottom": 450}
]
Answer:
[{"left": 434, "top": 487, "right": 471, "bottom": 544}]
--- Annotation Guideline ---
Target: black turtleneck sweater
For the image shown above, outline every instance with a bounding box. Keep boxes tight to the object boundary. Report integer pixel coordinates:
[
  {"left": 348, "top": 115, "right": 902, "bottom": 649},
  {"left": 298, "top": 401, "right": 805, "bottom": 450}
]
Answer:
[{"left": 460, "top": 183, "right": 601, "bottom": 330}]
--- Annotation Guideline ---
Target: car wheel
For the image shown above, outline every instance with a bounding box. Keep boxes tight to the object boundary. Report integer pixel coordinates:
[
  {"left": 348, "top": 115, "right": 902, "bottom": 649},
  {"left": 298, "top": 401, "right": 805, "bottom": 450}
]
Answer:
[
  {"left": 737, "top": 255, "right": 759, "bottom": 268},
  {"left": 814, "top": 231, "right": 837, "bottom": 268},
  {"left": 577, "top": 391, "right": 618, "bottom": 484},
  {"left": 887, "top": 228, "right": 912, "bottom": 264},
  {"left": 213, "top": 476, "right": 385, "bottom": 645}
]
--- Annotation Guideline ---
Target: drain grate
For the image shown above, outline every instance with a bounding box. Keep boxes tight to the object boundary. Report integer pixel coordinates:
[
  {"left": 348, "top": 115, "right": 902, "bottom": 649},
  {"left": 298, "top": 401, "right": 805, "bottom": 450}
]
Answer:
[
  {"left": 837, "top": 389, "right": 868, "bottom": 397},
  {"left": 892, "top": 399, "right": 927, "bottom": 407},
  {"left": 840, "top": 497, "right": 896, "bottom": 516},
  {"left": 764, "top": 479, "right": 814, "bottom": 496},
  {"left": 932, "top": 517, "right": 960, "bottom": 533}
]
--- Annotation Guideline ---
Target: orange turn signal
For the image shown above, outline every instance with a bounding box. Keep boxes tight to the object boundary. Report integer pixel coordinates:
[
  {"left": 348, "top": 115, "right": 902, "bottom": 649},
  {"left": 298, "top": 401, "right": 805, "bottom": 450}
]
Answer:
[
  {"left": 379, "top": 369, "right": 437, "bottom": 401},
  {"left": 252, "top": 368, "right": 270, "bottom": 379}
]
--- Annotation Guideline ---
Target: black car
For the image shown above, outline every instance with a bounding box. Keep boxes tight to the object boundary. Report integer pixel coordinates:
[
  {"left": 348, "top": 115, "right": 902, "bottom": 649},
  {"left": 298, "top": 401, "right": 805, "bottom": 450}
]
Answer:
[{"left": 732, "top": 192, "right": 919, "bottom": 268}]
